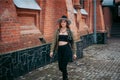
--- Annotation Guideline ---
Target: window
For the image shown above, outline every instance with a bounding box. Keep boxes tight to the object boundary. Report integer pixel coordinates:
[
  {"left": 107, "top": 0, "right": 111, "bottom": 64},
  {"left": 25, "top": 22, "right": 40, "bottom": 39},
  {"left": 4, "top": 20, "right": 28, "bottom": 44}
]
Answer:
[
  {"left": 102, "top": 0, "right": 114, "bottom": 7},
  {"left": 14, "top": 0, "right": 42, "bottom": 35},
  {"left": 80, "top": 0, "right": 84, "bottom": 8},
  {"left": 13, "top": 0, "right": 41, "bottom": 10}
]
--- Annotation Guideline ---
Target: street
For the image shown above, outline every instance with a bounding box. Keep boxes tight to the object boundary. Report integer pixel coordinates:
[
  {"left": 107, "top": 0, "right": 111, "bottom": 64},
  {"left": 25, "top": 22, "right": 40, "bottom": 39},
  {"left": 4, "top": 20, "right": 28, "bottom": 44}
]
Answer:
[{"left": 16, "top": 37, "right": 120, "bottom": 80}]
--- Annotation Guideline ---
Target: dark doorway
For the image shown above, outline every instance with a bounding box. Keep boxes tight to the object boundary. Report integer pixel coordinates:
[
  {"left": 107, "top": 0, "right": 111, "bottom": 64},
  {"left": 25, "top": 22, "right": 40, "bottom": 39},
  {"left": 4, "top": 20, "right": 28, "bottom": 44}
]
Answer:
[
  {"left": 112, "top": 3, "right": 120, "bottom": 23},
  {"left": 111, "top": 2, "right": 120, "bottom": 37}
]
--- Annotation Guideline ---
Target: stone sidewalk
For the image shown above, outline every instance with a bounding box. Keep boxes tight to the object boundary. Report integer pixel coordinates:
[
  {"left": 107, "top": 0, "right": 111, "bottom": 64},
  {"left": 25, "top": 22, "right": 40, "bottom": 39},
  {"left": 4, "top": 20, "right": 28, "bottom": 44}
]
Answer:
[{"left": 16, "top": 37, "right": 120, "bottom": 80}]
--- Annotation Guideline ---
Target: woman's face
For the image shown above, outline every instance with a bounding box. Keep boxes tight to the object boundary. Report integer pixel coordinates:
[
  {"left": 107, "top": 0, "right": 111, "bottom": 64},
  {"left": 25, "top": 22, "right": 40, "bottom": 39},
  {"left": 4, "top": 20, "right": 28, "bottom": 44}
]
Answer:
[{"left": 61, "top": 20, "right": 67, "bottom": 28}]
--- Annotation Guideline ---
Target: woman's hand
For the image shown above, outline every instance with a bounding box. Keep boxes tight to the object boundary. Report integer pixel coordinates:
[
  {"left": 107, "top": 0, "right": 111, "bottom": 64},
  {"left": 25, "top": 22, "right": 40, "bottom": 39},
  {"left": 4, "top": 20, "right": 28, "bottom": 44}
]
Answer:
[
  {"left": 73, "top": 54, "right": 77, "bottom": 60},
  {"left": 50, "top": 52, "right": 53, "bottom": 58}
]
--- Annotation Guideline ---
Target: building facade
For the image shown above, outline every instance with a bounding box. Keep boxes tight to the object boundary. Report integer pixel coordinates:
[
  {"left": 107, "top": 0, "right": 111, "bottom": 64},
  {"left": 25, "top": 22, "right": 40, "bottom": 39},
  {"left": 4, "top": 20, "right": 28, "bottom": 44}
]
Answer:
[
  {"left": 0, "top": 0, "right": 110, "bottom": 79},
  {"left": 0, "top": 0, "right": 106, "bottom": 53}
]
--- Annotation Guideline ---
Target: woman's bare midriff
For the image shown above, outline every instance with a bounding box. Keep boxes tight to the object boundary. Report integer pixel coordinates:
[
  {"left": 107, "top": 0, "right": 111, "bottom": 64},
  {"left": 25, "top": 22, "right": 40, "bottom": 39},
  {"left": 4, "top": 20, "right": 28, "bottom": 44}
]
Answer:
[{"left": 59, "top": 41, "right": 68, "bottom": 46}]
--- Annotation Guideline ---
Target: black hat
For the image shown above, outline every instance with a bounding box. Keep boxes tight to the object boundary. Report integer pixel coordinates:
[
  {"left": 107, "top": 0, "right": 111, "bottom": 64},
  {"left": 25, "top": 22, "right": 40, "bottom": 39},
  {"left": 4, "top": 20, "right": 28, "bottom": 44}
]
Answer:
[{"left": 57, "top": 15, "right": 71, "bottom": 25}]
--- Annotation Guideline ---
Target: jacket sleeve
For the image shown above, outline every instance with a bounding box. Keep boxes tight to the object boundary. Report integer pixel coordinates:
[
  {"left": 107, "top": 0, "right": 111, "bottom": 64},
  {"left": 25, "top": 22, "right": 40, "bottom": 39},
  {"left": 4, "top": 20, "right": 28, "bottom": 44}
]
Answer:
[
  {"left": 50, "top": 30, "right": 58, "bottom": 52},
  {"left": 71, "top": 31, "right": 77, "bottom": 55}
]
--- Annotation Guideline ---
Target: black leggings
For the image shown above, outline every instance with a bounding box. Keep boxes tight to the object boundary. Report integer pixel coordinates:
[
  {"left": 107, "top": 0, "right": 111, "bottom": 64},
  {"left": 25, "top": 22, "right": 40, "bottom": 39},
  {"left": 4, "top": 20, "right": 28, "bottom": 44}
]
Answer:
[{"left": 58, "top": 43, "right": 72, "bottom": 76}]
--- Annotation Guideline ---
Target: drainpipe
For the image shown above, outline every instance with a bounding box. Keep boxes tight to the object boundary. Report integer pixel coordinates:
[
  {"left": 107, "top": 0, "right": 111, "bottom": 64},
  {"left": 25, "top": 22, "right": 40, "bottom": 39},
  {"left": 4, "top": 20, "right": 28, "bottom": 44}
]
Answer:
[{"left": 93, "top": 0, "right": 97, "bottom": 44}]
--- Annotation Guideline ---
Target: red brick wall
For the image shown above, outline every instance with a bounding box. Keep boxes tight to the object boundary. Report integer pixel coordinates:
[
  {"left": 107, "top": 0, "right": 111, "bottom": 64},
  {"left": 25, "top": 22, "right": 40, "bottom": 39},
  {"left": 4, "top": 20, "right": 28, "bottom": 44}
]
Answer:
[
  {"left": 16, "top": 9, "right": 42, "bottom": 50},
  {"left": 43, "top": 0, "right": 67, "bottom": 42},
  {"left": 0, "top": 0, "right": 20, "bottom": 53},
  {"left": 103, "top": 7, "right": 112, "bottom": 37},
  {"left": 0, "top": 0, "right": 41, "bottom": 53},
  {"left": 0, "top": 22, "right": 20, "bottom": 42},
  {"left": 0, "top": 0, "right": 106, "bottom": 53},
  {"left": 0, "top": 0, "right": 20, "bottom": 43}
]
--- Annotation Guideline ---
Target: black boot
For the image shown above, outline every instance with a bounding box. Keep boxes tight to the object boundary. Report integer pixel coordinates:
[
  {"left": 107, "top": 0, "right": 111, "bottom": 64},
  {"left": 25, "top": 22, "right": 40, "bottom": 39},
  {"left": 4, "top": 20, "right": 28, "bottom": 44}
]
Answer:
[{"left": 63, "top": 73, "right": 68, "bottom": 80}]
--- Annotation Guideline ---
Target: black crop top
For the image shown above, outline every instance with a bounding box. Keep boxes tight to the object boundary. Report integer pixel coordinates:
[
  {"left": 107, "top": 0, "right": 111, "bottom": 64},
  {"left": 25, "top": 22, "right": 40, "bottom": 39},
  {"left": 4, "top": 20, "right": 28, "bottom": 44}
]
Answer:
[{"left": 58, "top": 35, "right": 68, "bottom": 42}]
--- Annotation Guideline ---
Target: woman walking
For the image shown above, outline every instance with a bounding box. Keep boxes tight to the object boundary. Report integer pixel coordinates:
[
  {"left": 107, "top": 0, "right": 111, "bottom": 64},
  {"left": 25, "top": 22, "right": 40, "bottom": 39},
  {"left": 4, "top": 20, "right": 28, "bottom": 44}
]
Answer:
[{"left": 50, "top": 15, "right": 77, "bottom": 80}]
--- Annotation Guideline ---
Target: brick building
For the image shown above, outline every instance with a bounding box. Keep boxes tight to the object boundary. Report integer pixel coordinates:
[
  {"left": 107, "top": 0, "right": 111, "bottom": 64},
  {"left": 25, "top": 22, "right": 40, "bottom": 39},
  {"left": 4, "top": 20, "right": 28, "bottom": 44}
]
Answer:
[
  {"left": 1, "top": 0, "right": 118, "bottom": 80},
  {"left": 102, "top": 0, "right": 120, "bottom": 37},
  {"left": 0, "top": 0, "right": 106, "bottom": 54}
]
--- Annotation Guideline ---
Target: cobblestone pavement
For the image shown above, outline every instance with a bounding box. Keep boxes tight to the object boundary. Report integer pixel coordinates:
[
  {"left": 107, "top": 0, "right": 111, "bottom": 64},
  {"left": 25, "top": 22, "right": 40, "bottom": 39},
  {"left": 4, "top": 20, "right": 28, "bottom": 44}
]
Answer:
[{"left": 16, "top": 37, "right": 120, "bottom": 80}]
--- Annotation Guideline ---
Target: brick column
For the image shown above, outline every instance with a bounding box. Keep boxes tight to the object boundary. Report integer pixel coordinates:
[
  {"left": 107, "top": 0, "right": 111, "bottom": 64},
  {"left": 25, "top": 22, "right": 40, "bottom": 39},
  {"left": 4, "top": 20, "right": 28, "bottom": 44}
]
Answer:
[
  {"left": 96, "top": 0, "right": 106, "bottom": 32},
  {"left": 66, "top": 0, "right": 80, "bottom": 40},
  {"left": 74, "top": 0, "right": 89, "bottom": 36},
  {"left": 103, "top": 7, "right": 112, "bottom": 37},
  {"left": 73, "top": 0, "right": 82, "bottom": 37},
  {"left": 89, "top": 0, "right": 94, "bottom": 34}
]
